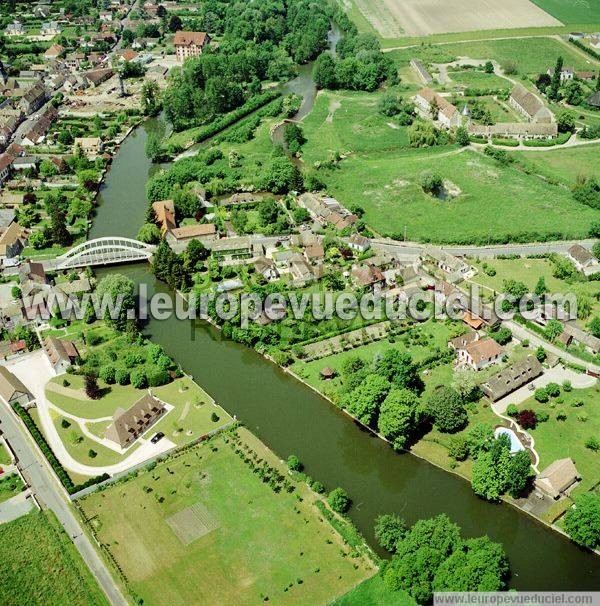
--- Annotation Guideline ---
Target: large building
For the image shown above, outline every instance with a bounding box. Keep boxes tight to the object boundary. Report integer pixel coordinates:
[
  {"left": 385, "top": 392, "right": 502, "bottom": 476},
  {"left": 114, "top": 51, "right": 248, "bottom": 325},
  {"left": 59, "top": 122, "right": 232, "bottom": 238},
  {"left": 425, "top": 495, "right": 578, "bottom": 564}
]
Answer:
[
  {"left": 105, "top": 393, "right": 166, "bottom": 448},
  {"left": 0, "top": 365, "right": 31, "bottom": 406},
  {"left": 481, "top": 356, "right": 542, "bottom": 401},
  {"left": 43, "top": 336, "right": 79, "bottom": 373},
  {"left": 414, "top": 87, "right": 461, "bottom": 128},
  {"left": 509, "top": 84, "right": 552, "bottom": 123},
  {"left": 174, "top": 31, "right": 210, "bottom": 61}
]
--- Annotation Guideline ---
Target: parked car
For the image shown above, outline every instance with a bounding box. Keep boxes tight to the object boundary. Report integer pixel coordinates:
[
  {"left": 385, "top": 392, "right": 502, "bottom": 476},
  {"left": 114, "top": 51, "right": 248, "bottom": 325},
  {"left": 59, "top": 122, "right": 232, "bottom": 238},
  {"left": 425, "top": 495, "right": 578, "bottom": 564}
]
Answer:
[{"left": 150, "top": 432, "right": 164, "bottom": 444}]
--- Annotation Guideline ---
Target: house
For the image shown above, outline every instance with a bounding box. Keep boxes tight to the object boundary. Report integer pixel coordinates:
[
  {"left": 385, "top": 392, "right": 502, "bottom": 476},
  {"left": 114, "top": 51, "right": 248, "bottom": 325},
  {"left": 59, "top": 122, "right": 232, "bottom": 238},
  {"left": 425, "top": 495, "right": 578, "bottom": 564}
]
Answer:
[
  {"left": 34, "top": 5, "right": 51, "bottom": 19},
  {"left": 43, "top": 336, "right": 79, "bottom": 373},
  {"left": 348, "top": 233, "right": 370, "bottom": 253},
  {"left": 352, "top": 264, "right": 385, "bottom": 290},
  {"left": 21, "top": 105, "right": 58, "bottom": 147},
  {"left": 99, "top": 10, "right": 113, "bottom": 22},
  {"left": 5, "top": 22, "right": 25, "bottom": 37},
  {"left": 83, "top": 68, "right": 114, "bottom": 88},
  {"left": 303, "top": 243, "right": 324, "bottom": 263},
  {"left": 152, "top": 199, "right": 176, "bottom": 234},
  {"left": 19, "top": 261, "right": 48, "bottom": 286},
  {"left": 117, "top": 49, "right": 138, "bottom": 63},
  {"left": 254, "top": 256, "right": 279, "bottom": 281},
  {"left": 423, "top": 246, "right": 471, "bottom": 280},
  {"left": 534, "top": 458, "right": 580, "bottom": 499},
  {"left": 562, "top": 324, "right": 600, "bottom": 354},
  {"left": 449, "top": 330, "right": 479, "bottom": 351},
  {"left": 410, "top": 59, "right": 433, "bottom": 84},
  {"left": 576, "top": 71, "right": 595, "bottom": 81},
  {"left": 509, "top": 84, "right": 552, "bottom": 123},
  {"left": 414, "top": 87, "right": 461, "bottom": 128},
  {"left": 297, "top": 193, "right": 357, "bottom": 230},
  {"left": 567, "top": 244, "right": 599, "bottom": 277},
  {"left": 18, "top": 83, "right": 47, "bottom": 115},
  {"left": 105, "top": 393, "right": 166, "bottom": 448},
  {"left": 463, "top": 310, "right": 484, "bottom": 330},
  {"left": 0, "top": 365, "right": 31, "bottom": 406},
  {"left": 456, "top": 336, "right": 503, "bottom": 371},
  {"left": 11, "top": 157, "right": 38, "bottom": 172},
  {"left": 166, "top": 223, "right": 217, "bottom": 246},
  {"left": 63, "top": 52, "right": 86, "bottom": 71},
  {"left": 0, "top": 153, "right": 13, "bottom": 187},
  {"left": 585, "top": 91, "right": 600, "bottom": 109},
  {"left": 0, "top": 222, "right": 23, "bottom": 259},
  {"left": 481, "top": 356, "right": 543, "bottom": 401},
  {"left": 73, "top": 137, "right": 103, "bottom": 159},
  {"left": 546, "top": 66, "right": 574, "bottom": 82},
  {"left": 209, "top": 237, "right": 252, "bottom": 260},
  {"left": 289, "top": 254, "right": 314, "bottom": 283},
  {"left": 174, "top": 31, "right": 211, "bottom": 61},
  {"left": 8, "top": 339, "right": 26, "bottom": 356},
  {"left": 591, "top": 36, "right": 600, "bottom": 49},
  {"left": 41, "top": 21, "right": 61, "bottom": 36},
  {"left": 44, "top": 44, "right": 65, "bottom": 61}
]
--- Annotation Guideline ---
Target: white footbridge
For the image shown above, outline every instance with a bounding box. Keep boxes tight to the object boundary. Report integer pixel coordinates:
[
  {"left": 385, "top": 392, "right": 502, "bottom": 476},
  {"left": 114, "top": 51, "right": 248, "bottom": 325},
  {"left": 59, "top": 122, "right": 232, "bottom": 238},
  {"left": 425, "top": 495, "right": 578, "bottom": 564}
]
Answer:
[{"left": 44, "top": 237, "right": 156, "bottom": 271}]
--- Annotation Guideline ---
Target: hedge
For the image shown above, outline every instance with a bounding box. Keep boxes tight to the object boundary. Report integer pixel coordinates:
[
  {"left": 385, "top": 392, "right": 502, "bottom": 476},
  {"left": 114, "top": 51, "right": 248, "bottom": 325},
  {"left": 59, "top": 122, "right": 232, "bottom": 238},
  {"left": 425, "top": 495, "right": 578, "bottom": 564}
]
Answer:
[
  {"left": 491, "top": 137, "right": 519, "bottom": 147},
  {"left": 191, "top": 90, "right": 282, "bottom": 143},
  {"left": 12, "top": 403, "right": 108, "bottom": 494},
  {"left": 569, "top": 38, "right": 600, "bottom": 61},
  {"left": 523, "top": 132, "right": 571, "bottom": 147}
]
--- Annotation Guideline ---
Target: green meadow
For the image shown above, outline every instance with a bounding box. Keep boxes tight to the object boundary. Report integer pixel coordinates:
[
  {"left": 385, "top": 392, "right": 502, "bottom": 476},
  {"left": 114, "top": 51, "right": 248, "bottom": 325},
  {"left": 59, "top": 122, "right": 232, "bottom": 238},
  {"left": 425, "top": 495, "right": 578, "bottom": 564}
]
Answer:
[{"left": 530, "top": 0, "right": 600, "bottom": 24}]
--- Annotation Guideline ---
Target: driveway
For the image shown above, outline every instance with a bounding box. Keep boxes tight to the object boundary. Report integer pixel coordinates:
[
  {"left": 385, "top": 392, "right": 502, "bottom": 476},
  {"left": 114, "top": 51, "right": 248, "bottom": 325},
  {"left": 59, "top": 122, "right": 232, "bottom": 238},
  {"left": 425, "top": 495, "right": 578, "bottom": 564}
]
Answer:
[
  {"left": 0, "top": 491, "right": 35, "bottom": 523},
  {"left": 492, "top": 366, "right": 597, "bottom": 414},
  {"left": 4, "top": 351, "right": 176, "bottom": 477}
]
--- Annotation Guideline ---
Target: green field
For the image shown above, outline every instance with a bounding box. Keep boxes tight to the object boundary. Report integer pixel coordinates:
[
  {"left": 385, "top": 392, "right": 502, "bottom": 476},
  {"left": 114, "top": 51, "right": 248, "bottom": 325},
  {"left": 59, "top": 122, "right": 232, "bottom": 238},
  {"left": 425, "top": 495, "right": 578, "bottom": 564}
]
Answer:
[
  {"left": 301, "top": 90, "right": 411, "bottom": 162},
  {"left": 530, "top": 0, "right": 600, "bottom": 24},
  {"left": 0, "top": 473, "right": 24, "bottom": 504},
  {"left": 512, "top": 144, "right": 600, "bottom": 186},
  {"left": 0, "top": 510, "right": 108, "bottom": 606},
  {"left": 516, "top": 382, "right": 600, "bottom": 493},
  {"left": 333, "top": 574, "right": 415, "bottom": 605},
  {"left": 389, "top": 37, "right": 595, "bottom": 74},
  {"left": 447, "top": 69, "right": 512, "bottom": 90},
  {"left": 78, "top": 428, "right": 375, "bottom": 606},
  {"left": 313, "top": 146, "right": 599, "bottom": 242}
]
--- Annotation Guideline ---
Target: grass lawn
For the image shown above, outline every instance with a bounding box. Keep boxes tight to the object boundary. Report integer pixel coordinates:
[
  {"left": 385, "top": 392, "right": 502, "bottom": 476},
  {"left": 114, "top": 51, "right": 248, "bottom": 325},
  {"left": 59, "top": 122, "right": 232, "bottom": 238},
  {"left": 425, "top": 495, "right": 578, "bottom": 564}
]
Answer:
[
  {"left": 447, "top": 69, "right": 511, "bottom": 90},
  {"left": 0, "top": 473, "right": 24, "bottom": 504},
  {"left": 78, "top": 428, "right": 376, "bottom": 606},
  {"left": 389, "top": 37, "right": 594, "bottom": 74},
  {"left": 530, "top": 0, "right": 600, "bottom": 24},
  {"left": 515, "top": 382, "right": 600, "bottom": 493},
  {"left": 301, "top": 90, "right": 411, "bottom": 164},
  {"left": 0, "top": 441, "right": 12, "bottom": 465},
  {"left": 0, "top": 510, "right": 108, "bottom": 606},
  {"left": 333, "top": 574, "right": 415, "bottom": 606},
  {"left": 511, "top": 143, "right": 600, "bottom": 186},
  {"left": 315, "top": 147, "right": 598, "bottom": 242}
]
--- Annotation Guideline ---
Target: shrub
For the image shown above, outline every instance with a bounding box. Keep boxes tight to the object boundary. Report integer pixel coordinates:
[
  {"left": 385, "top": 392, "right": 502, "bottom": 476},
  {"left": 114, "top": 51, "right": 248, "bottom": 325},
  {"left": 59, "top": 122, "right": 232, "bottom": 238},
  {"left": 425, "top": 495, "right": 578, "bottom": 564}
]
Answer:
[
  {"left": 88, "top": 449, "right": 97, "bottom": 458},
  {"left": 286, "top": 454, "right": 303, "bottom": 472},
  {"left": 147, "top": 369, "right": 170, "bottom": 387},
  {"left": 534, "top": 388, "right": 549, "bottom": 403},
  {"left": 585, "top": 437, "right": 600, "bottom": 451},
  {"left": 328, "top": 487, "right": 351, "bottom": 514},
  {"left": 536, "top": 410, "right": 549, "bottom": 422},
  {"left": 311, "top": 480, "right": 325, "bottom": 494},
  {"left": 99, "top": 365, "right": 116, "bottom": 384},
  {"left": 556, "top": 412, "right": 567, "bottom": 421},
  {"left": 115, "top": 368, "right": 130, "bottom": 385},
  {"left": 447, "top": 436, "right": 469, "bottom": 461},
  {"left": 506, "top": 404, "right": 519, "bottom": 417},
  {"left": 130, "top": 369, "right": 147, "bottom": 389},
  {"left": 517, "top": 409, "right": 537, "bottom": 429},
  {"left": 60, "top": 419, "right": 71, "bottom": 429},
  {"left": 562, "top": 380, "right": 572, "bottom": 392},
  {"left": 210, "top": 412, "right": 220, "bottom": 422},
  {"left": 545, "top": 383, "right": 560, "bottom": 398},
  {"left": 570, "top": 400, "right": 584, "bottom": 408}
]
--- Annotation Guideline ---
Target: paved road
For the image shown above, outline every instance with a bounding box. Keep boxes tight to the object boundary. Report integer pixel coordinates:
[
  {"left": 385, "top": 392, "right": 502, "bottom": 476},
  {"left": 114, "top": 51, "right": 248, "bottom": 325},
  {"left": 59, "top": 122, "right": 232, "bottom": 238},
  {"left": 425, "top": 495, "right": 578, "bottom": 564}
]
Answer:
[
  {"left": 506, "top": 319, "right": 600, "bottom": 374},
  {"left": 0, "top": 402, "right": 129, "bottom": 606}
]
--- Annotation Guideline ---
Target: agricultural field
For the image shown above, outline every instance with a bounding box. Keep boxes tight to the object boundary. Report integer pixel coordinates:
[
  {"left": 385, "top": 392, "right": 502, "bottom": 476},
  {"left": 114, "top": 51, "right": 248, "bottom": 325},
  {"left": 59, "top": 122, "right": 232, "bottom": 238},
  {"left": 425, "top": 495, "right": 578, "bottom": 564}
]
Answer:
[
  {"left": 529, "top": 0, "right": 600, "bottom": 24},
  {"left": 515, "top": 382, "right": 600, "bottom": 493},
  {"left": 389, "top": 37, "right": 594, "bottom": 74},
  {"left": 0, "top": 511, "right": 108, "bottom": 606},
  {"left": 511, "top": 144, "right": 600, "bottom": 185},
  {"left": 78, "top": 428, "right": 376, "bottom": 606},
  {"left": 312, "top": 146, "right": 599, "bottom": 242}
]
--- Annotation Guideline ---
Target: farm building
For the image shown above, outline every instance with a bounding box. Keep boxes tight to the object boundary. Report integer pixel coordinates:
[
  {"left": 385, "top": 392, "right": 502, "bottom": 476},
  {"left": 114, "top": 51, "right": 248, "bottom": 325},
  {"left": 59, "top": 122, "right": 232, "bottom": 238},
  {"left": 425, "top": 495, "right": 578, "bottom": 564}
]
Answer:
[
  {"left": 481, "top": 356, "right": 542, "bottom": 401},
  {"left": 509, "top": 84, "right": 552, "bottom": 123},
  {"left": 105, "top": 393, "right": 166, "bottom": 448}
]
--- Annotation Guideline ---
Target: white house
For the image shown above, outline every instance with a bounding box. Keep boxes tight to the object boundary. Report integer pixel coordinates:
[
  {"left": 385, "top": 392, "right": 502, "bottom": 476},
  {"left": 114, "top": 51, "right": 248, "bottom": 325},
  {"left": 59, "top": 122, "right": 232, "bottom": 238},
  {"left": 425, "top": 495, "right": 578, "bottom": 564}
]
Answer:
[
  {"left": 414, "top": 87, "right": 461, "bottom": 129},
  {"left": 567, "top": 244, "right": 599, "bottom": 277},
  {"left": 456, "top": 336, "right": 503, "bottom": 371}
]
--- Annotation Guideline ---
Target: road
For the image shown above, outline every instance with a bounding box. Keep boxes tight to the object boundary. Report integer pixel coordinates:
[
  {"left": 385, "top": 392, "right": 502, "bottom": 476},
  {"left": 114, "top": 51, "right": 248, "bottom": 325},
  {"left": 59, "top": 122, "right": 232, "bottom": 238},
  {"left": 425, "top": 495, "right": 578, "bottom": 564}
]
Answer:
[
  {"left": 369, "top": 238, "right": 596, "bottom": 259},
  {"left": 0, "top": 402, "right": 129, "bottom": 606}
]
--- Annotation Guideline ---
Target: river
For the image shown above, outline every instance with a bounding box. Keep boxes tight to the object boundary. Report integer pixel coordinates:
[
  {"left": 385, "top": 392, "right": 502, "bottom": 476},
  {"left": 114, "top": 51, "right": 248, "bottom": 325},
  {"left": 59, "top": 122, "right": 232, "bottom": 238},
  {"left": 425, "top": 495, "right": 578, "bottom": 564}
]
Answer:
[{"left": 91, "top": 66, "right": 600, "bottom": 594}]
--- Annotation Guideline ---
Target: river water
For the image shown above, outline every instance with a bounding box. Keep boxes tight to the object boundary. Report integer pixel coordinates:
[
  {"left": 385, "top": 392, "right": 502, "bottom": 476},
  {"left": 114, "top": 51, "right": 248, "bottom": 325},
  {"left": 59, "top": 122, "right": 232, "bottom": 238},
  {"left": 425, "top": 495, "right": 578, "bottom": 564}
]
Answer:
[{"left": 91, "top": 60, "right": 600, "bottom": 592}]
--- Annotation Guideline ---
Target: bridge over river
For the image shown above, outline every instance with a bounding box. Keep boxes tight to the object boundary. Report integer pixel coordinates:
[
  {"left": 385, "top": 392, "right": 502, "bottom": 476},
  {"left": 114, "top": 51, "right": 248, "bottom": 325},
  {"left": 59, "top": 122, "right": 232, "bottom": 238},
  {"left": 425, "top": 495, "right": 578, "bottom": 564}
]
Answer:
[{"left": 41, "top": 237, "right": 156, "bottom": 271}]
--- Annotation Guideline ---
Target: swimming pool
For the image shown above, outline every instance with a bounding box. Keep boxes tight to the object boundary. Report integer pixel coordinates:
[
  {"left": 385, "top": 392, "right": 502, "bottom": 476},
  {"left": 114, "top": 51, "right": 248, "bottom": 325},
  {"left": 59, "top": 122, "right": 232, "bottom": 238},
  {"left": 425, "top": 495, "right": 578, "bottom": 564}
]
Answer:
[{"left": 494, "top": 426, "right": 525, "bottom": 454}]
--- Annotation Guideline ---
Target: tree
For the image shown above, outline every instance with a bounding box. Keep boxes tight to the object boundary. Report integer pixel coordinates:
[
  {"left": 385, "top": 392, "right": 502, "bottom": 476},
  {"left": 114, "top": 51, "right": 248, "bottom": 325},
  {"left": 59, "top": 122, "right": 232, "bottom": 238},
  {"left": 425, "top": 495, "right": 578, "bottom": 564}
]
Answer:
[
  {"left": 373, "top": 349, "right": 423, "bottom": 393},
  {"left": 47, "top": 194, "right": 71, "bottom": 247},
  {"left": 432, "top": 536, "right": 509, "bottom": 592},
  {"left": 451, "top": 368, "right": 478, "bottom": 402},
  {"left": 448, "top": 436, "right": 469, "bottom": 461},
  {"left": 378, "top": 90, "right": 401, "bottom": 116},
  {"left": 343, "top": 373, "right": 390, "bottom": 426},
  {"left": 184, "top": 239, "right": 209, "bottom": 272},
  {"left": 260, "top": 155, "right": 303, "bottom": 194},
  {"left": 141, "top": 80, "right": 161, "bottom": 116},
  {"left": 535, "top": 346, "right": 546, "bottom": 362},
  {"left": 426, "top": 387, "right": 467, "bottom": 433},
  {"left": 286, "top": 454, "right": 302, "bottom": 471},
  {"left": 471, "top": 434, "right": 511, "bottom": 501},
  {"left": 137, "top": 222, "right": 161, "bottom": 244},
  {"left": 328, "top": 487, "right": 351, "bottom": 514},
  {"left": 168, "top": 14, "right": 182, "bottom": 32},
  {"left": 564, "top": 493, "right": 600, "bottom": 549},
  {"left": 548, "top": 55, "right": 563, "bottom": 100},
  {"left": 456, "top": 126, "right": 469, "bottom": 146},
  {"left": 131, "top": 369, "right": 147, "bottom": 389},
  {"left": 39, "top": 159, "right": 59, "bottom": 178},
  {"left": 419, "top": 170, "right": 444, "bottom": 196},
  {"left": 84, "top": 374, "right": 100, "bottom": 400},
  {"left": 506, "top": 450, "right": 533, "bottom": 498},
  {"left": 563, "top": 80, "right": 585, "bottom": 106},
  {"left": 96, "top": 273, "right": 136, "bottom": 331},
  {"left": 377, "top": 388, "right": 423, "bottom": 450},
  {"left": 589, "top": 317, "right": 600, "bottom": 338},
  {"left": 535, "top": 276, "right": 547, "bottom": 296},
  {"left": 484, "top": 61, "right": 494, "bottom": 74},
  {"left": 374, "top": 514, "right": 407, "bottom": 552},
  {"left": 283, "top": 122, "right": 306, "bottom": 155},
  {"left": 556, "top": 110, "right": 576, "bottom": 133}
]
